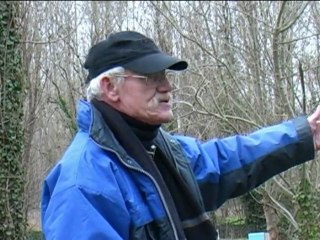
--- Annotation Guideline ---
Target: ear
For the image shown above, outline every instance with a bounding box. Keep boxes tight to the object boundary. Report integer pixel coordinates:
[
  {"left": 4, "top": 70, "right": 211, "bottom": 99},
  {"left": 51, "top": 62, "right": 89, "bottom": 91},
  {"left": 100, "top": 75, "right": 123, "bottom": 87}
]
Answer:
[{"left": 100, "top": 76, "right": 120, "bottom": 102}]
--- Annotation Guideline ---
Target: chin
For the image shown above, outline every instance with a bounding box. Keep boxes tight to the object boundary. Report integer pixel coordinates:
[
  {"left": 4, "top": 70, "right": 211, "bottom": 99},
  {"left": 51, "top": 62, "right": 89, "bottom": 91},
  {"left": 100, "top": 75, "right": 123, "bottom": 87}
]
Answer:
[
  {"left": 155, "top": 115, "right": 174, "bottom": 124},
  {"left": 140, "top": 110, "right": 173, "bottom": 125},
  {"left": 146, "top": 115, "right": 173, "bottom": 125}
]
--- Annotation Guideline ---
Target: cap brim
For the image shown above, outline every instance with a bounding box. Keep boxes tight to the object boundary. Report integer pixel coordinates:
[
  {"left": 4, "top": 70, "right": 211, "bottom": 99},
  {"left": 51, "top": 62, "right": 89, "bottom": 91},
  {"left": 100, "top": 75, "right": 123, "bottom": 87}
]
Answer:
[{"left": 122, "top": 53, "right": 188, "bottom": 74}]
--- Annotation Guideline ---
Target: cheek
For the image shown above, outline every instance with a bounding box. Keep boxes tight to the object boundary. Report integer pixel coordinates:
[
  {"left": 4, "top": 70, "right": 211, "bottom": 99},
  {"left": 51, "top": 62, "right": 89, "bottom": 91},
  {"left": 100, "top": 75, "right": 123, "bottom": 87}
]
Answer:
[
  {"left": 121, "top": 85, "right": 157, "bottom": 109},
  {"left": 123, "top": 93, "right": 151, "bottom": 112},
  {"left": 133, "top": 91, "right": 157, "bottom": 108},
  {"left": 147, "top": 97, "right": 159, "bottom": 107}
]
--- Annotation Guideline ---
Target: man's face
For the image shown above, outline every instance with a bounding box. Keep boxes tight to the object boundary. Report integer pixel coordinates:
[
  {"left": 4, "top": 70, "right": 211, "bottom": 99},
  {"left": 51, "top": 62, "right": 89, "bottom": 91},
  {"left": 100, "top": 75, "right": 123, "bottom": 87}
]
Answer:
[{"left": 115, "top": 70, "right": 174, "bottom": 125}]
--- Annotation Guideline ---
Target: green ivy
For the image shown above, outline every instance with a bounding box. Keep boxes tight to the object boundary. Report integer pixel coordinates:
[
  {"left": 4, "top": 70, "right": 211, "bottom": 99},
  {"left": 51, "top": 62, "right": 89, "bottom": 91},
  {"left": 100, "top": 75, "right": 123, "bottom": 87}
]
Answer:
[
  {"left": 241, "top": 189, "right": 266, "bottom": 233},
  {"left": 293, "top": 179, "right": 320, "bottom": 240},
  {"left": 0, "top": 1, "right": 27, "bottom": 239}
]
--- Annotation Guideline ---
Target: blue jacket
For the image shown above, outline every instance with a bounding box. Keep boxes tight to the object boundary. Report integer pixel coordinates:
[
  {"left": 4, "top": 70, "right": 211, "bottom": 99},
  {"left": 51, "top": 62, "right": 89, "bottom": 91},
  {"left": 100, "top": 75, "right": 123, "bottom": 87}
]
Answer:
[{"left": 41, "top": 100, "right": 314, "bottom": 240}]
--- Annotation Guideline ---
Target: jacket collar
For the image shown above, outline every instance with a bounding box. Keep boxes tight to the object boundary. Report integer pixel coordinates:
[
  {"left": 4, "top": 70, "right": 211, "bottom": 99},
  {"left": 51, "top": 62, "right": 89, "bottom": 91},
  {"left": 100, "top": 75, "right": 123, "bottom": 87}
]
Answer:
[
  {"left": 77, "top": 99, "right": 165, "bottom": 161},
  {"left": 77, "top": 99, "right": 127, "bottom": 157}
]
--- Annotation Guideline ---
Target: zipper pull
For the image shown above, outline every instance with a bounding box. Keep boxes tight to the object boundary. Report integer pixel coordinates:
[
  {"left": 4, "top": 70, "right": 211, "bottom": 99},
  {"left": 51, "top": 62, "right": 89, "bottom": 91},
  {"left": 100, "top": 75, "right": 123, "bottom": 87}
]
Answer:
[{"left": 147, "top": 144, "right": 157, "bottom": 160}]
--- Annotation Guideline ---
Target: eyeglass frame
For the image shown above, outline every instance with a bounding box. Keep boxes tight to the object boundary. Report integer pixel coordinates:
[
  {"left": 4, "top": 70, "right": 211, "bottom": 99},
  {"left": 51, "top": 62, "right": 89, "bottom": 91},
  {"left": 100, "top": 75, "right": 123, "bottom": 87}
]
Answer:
[{"left": 112, "top": 70, "right": 176, "bottom": 85}]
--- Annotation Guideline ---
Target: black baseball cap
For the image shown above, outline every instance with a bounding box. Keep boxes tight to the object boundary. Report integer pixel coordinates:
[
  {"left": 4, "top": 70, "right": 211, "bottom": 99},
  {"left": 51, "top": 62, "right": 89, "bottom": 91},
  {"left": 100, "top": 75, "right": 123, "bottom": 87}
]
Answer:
[{"left": 84, "top": 31, "right": 188, "bottom": 83}]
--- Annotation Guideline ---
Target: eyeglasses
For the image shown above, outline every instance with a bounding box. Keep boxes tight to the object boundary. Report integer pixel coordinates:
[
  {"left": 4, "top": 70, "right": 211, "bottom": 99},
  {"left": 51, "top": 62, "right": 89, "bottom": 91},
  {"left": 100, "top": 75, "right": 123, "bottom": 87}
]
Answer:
[{"left": 113, "top": 70, "right": 176, "bottom": 85}]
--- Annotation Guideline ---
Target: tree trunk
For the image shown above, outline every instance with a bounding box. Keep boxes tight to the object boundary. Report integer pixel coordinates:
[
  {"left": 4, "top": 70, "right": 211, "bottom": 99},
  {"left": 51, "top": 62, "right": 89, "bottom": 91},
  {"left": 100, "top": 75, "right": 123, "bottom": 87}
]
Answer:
[
  {"left": 263, "top": 194, "right": 279, "bottom": 240},
  {"left": 0, "top": 1, "right": 27, "bottom": 239}
]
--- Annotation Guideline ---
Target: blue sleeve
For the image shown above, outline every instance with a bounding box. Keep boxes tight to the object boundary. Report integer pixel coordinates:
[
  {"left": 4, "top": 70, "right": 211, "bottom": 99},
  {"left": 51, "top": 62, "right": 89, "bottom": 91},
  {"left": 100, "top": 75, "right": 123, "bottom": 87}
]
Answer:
[
  {"left": 41, "top": 183, "right": 131, "bottom": 240},
  {"left": 174, "top": 116, "right": 314, "bottom": 210}
]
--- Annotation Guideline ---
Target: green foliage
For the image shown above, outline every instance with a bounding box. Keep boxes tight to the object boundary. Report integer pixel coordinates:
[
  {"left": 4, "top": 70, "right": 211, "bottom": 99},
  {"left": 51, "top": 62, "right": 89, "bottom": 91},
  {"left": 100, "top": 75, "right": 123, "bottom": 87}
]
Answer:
[
  {"left": 51, "top": 81, "right": 77, "bottom": 135},
  {"left": 55, "top": 94, "right": 77, "bottom": 135},
  {"left": 241, "top": 190, "right": 266, "bottom": 232},
  {"left": 215, "top": 214, "right": 248, "bottom": 239},
  {"left": 293, "top": 179, "right": 320, "bottom": 240},
  {"left": 27, "top": 231, "right": 43, "bottom": 240},
  {"left": 0, "top": 1, "right": 27, "bottom": 239},
  {"left": 215, "top": 214, "right": 245, "bottom": 226},
  {"left": 221, "top": 216, "right": 246, "bottom": 226},
  {"left": 272, "top": 192, "right": 296, "bottom": 239}
]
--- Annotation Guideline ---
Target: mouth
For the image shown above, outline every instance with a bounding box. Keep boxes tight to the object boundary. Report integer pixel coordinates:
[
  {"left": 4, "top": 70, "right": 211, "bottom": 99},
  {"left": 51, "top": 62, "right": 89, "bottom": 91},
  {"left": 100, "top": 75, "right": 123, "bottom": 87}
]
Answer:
[{"left": 158, "top": 98, "right": 171, "bottom": 105}]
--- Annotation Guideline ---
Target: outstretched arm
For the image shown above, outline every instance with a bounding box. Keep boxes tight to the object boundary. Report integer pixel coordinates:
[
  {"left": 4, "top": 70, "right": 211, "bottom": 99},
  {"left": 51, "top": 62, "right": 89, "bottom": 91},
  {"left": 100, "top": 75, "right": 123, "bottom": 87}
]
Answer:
[{"left": 175, "top": 115, "right": 315, "bottom": 211}]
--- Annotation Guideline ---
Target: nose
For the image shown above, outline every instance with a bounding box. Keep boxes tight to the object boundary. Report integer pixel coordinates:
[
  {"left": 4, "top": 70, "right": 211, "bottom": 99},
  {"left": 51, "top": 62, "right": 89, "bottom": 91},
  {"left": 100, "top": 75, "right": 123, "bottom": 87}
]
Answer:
[{"left": 157, "top": 77, "right": 173, "bottom": 92}]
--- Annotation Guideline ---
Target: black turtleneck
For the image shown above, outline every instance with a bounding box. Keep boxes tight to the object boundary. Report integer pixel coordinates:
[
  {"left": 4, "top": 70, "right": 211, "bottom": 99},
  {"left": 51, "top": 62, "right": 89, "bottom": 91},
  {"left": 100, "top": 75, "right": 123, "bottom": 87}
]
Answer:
[{"left": 118, "top": 111, "right": 160, "bottom": 150}]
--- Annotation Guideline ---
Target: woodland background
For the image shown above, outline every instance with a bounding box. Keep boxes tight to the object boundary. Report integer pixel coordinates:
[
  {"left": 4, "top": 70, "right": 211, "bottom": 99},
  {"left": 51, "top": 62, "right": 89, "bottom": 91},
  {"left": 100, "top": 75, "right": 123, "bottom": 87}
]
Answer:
[{"left": 1, "top": 1, "right": 320, "bottom": 239}]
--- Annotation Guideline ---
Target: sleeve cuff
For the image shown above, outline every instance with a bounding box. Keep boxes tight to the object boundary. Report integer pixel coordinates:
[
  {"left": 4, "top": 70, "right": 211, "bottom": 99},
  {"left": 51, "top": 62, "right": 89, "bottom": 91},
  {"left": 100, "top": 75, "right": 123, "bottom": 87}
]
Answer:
[{"left": 292, "top": 116, "right": 315, "bottom": 161}]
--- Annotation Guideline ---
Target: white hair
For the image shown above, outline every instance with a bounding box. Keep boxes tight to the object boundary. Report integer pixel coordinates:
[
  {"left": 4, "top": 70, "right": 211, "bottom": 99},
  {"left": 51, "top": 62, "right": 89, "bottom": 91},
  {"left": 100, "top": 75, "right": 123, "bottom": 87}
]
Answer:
[{"left": 86, "top": 66, "right": 125, "bottom": 101}]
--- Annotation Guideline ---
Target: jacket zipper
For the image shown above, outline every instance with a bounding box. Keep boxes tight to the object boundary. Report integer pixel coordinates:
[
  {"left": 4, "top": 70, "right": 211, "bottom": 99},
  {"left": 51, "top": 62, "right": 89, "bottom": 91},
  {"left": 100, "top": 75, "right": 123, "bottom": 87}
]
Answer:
[{"left": 94, "top": 141, "right": 179, "bottom": 240}]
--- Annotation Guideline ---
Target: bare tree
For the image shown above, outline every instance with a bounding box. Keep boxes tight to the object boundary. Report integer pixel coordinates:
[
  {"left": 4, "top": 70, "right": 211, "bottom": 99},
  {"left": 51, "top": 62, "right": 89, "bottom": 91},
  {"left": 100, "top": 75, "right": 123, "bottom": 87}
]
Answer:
[{"left": 19, "top": 1, "right": 320, "bottom": 239}]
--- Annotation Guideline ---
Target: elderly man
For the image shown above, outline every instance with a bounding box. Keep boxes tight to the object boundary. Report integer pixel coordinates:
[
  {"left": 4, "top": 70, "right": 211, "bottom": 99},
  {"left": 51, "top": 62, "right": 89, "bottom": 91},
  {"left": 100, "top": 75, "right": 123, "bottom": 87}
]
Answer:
[{"left": 41, "top": 31, "right": 320, "bottom": 240}]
